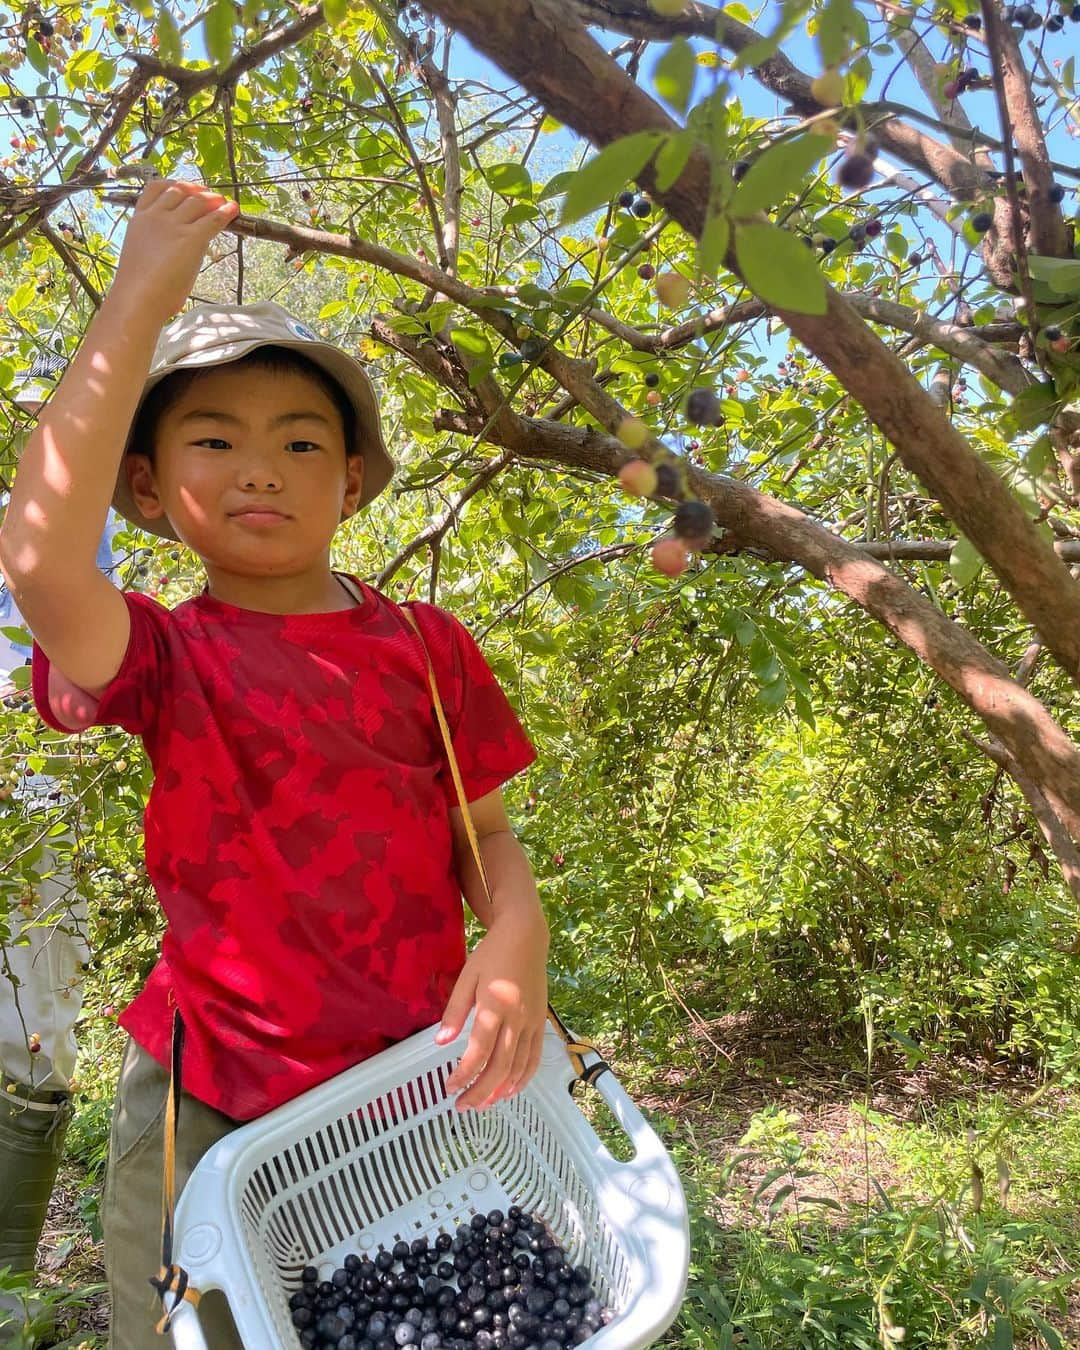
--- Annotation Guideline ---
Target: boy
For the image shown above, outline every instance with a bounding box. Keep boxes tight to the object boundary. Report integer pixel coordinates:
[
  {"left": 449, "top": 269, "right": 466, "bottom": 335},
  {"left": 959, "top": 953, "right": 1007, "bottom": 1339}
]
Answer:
[{"left": 0, "top": 179, "right": 550, "bottom": 1349}]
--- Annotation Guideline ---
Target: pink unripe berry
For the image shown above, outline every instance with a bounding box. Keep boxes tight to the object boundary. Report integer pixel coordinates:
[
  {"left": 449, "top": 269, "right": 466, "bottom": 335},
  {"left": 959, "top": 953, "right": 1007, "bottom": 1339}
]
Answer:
[
  {"left": 618, "top": 459, "right": 658, "bottom": 496},
  {"left": 651, "top": 537, "right": 690, "bottom": 576}
]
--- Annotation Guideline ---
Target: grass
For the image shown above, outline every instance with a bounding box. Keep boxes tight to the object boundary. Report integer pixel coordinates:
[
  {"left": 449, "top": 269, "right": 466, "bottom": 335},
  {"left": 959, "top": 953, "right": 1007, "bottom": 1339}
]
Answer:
[
  {"left": 613, "top": 1013, "right": 1080, "bottom": 1350},
  {"left": 15, "top": 1016, "right": 1080, "bottom": 1349}
]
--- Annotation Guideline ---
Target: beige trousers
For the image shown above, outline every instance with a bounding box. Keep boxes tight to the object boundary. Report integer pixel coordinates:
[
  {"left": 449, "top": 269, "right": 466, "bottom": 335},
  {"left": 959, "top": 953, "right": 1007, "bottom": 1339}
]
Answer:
[{"left": 103, "top": 1035, "right": 244, "bottom": 1350}]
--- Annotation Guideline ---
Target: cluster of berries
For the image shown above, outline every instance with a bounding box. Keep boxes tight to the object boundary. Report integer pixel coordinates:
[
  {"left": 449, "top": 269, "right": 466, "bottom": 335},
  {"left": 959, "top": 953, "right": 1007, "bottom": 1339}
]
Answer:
[
  {"left": 616, "top": 190, "right": 653, "bottom": 218},
  {"left": 287, "top": 1209, "right": 611, "bottom": 1350},
  {"left": 1004, "top": 3, "right": 1078, "bottom": 28}
]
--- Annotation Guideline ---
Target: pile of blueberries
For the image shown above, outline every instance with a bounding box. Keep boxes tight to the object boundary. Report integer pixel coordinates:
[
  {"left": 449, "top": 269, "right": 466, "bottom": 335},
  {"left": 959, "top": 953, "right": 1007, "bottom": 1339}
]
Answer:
[{"left": 288, "top": 1207, "right": 612, "bottom": 1350}]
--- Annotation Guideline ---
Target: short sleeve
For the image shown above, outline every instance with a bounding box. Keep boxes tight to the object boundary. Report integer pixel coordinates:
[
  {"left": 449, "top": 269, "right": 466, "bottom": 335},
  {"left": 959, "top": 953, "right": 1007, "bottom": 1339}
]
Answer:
[
  {"left": 31, "top": 590, "right": 171, "bottom": 738},
  {"left": 405, "top": 602, "right": 537, "bottom": 803}
]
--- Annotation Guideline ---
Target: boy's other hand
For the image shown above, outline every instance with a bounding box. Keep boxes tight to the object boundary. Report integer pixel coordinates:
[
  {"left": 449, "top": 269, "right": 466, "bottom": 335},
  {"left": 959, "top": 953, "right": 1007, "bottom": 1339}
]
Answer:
[
  {"left": 112, "top": 178, "right": 239, "bottom": 321},
  {"left": 437, "top": 918, "right": 548, "bottom": 1111}
]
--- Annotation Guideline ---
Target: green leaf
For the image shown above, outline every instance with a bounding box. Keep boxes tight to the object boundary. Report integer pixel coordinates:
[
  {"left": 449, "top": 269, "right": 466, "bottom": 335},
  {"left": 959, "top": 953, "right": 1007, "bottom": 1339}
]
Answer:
[
  {"left": 92, "top": 56, "right": 117, "bottom": 90},
  {"left": 43, "top": 102, "right": 60, "bottom": 135},
  {"left": 1023, "top": 434, "right": 1055, "bottom": 477},
  {"left": 349, "top": 61, "right": 375, "bottom": 103},
  {"left": 949, "top": 535, "right": 983, "bottom": 588},
  {"left": 816, "top": 0, "right": 857, "bottom": 67},
  {"left": 503, "top": 202, "right": 539, "bottom": 226},
  {"left": 888, "top": 1031, "right": 927, "bottom": 1064},
  {"left": 730, "top": 134, "right": 833, "bottom": 219},
  {"left": 451, "top": 328, "right": 494, "bottom": 362},
  {"left": 65, "top": 48, "right": 99, "bottom": 88},
  {"left": 748, "top": 636, "right": 780, "bottom": 684},
  {"left": 655, "top": 131, "right": 694, "bottom": 192},
  {"left": 196, "top": 124, "right": 227, "bottom": 180},
  {"left": 7, "top": 281, "right": 36, "bottom": 316},
  {"left": 319, "top": 300, "right": 347, "bottom": 319},
  {"left": 486, "top": 162, "right": 532, "bottom": 198},
  {"left": 991, "top": 1316, "right": 1013, "bottom": 1350},
  {"left": 1026, "top": 256, "right": 1080, "bottom": 296},
  {"left": 156, "top": 6, "right": 183, "bottom": 64},
  {"left": 697, "top": 212, "right": 730, "bottom": 279},
  {"left": 26, "top": 36, "right": 49, "bottom": 74},
  {"left": 559, "top": 132, "right": 663, "bottom": 225},
  {"left": 204, "top": 0, "right": 234, "bottom": 68},
  {"left": 794, "top": 690, "right": 817, "bottom": 728},
  {"left": 734, "top": 223, "right": 827, "bottom": 314},
  {"left": 537, "top": 170, "right": 576, "bottom": 203},
  {"left": 324, "top": 0, "right": 349, "bottom": 25},
  {"left": 757, "top": 678, "right": 788, "bottom": 709},
  {"left": 1003, "top": 381, "right": 1059, "bottom": 435},
  {"left": 653, "top": 37, "right": 696, "bottom": 114},
  {"left": 734, "top": 615, "right": 757, "bottom": 646}
]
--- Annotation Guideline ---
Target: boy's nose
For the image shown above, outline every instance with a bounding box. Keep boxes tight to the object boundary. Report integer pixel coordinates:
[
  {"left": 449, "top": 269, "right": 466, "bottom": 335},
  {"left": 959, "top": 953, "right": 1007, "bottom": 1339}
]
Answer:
[{"left": 239, "top": 456, "right": 281, "bottom": 490}]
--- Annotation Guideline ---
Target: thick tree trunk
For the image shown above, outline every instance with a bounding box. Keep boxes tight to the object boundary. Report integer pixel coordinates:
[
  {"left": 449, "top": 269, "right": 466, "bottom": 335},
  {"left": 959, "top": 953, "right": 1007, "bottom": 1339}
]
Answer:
[{"left": 418, "top": 0, "right": 1080, "bottom": 693}]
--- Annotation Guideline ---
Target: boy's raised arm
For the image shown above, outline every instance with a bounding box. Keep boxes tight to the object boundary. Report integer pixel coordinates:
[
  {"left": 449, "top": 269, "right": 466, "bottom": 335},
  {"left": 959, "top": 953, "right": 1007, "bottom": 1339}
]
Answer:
[{"left": 0, "top": 180, "right": 238, "bottom": 698}]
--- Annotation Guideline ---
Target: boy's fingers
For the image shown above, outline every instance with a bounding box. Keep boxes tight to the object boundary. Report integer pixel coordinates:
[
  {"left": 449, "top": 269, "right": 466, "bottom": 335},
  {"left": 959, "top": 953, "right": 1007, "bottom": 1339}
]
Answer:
[
  {"left": 136, "top": 178, "right": 180, "bottom": 209},
  {"left": 445, "top": 1011, "right": 497, "bottom": 1092},
  {"left": 499, "top": 1031, "right": 535, "bottom": 1100},
  {"left": 173, "top": 192, "right": 231, "bottom": 226},
  {"left": 438, "top": 968, "right": 478, "bottom": 1049},
  {"left": 454, "top": 1021, "right": 517, "bottom": 1110}
]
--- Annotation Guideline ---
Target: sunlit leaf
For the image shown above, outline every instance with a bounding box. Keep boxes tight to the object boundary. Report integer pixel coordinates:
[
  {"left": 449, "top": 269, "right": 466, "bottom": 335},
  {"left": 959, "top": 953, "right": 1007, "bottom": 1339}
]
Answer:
[
  {"left": 734, "top": 222, "right": 828, "bottom": 314},
  {"left": 653, "top": 37, "right": 696, "bottom": 114}
]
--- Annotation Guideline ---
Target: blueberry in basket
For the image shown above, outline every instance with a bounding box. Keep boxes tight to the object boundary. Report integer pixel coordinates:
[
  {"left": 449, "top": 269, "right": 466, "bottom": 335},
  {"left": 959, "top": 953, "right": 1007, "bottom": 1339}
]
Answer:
[{"left": 288, "top": 1207, "right": 614, "bottom": 1349}]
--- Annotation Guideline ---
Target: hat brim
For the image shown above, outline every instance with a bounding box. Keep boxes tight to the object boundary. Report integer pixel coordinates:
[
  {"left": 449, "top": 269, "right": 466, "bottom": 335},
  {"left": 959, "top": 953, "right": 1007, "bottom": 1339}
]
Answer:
[{"left": 111, "top": 338, "right": 394, "bottom": 543}]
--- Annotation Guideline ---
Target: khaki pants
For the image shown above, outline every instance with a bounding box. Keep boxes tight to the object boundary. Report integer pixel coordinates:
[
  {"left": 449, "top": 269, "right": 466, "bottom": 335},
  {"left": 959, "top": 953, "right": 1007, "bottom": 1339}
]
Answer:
[{"left": 103, "top": 1036, "right": 244, "bottom": 1350}]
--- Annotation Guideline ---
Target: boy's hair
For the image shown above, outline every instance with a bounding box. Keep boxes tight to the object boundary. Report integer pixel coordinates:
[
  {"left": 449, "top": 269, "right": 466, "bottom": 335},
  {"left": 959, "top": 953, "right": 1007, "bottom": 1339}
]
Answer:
[{"left": 128, "top": 345, "right": 359, "bottom": 464}]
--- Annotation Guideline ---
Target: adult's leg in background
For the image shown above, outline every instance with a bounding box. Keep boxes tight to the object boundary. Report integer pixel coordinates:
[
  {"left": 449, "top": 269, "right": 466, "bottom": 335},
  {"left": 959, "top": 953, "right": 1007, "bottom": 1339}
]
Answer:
[{"left": 0, "top": 835, "right": 88, "bottom": 1274}]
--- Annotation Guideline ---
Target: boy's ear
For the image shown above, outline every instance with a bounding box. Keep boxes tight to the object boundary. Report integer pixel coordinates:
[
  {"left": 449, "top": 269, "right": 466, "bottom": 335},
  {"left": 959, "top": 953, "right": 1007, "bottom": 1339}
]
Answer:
[
  {"left": 340, "top": 452, "right": 365, "bottom": 522},
  {"left": 126, "top": 453, "right": 169, "bottom": 524}
]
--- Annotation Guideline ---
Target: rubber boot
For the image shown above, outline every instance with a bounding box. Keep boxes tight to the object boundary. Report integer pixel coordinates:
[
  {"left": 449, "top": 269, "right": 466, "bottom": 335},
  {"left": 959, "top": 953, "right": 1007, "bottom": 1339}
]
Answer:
[{"left": 0, "top": 1074, "right": 72, "bottom": 1270}]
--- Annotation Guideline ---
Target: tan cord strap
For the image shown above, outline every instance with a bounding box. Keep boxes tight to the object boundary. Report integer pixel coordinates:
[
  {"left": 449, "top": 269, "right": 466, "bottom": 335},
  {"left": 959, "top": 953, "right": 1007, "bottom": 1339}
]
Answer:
[
  {"left": 400, "top": 607, "right": 607, "bottom": 1083},
  {"left": 151, "top": 1008, "right": 200, "bottom": 1332}
]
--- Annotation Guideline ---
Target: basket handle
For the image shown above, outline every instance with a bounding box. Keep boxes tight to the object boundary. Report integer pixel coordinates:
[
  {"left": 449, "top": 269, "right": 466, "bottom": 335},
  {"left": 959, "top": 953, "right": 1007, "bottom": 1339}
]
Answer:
[
  {"left": 400, "top": 606, "right": 603, "bottom": 1080},
  {"left": 165, "top": 1295, "right": 209, "bottom": 1350},
  {"left": 580, "top": 1061, "right": 690, "bottom": 1231}
]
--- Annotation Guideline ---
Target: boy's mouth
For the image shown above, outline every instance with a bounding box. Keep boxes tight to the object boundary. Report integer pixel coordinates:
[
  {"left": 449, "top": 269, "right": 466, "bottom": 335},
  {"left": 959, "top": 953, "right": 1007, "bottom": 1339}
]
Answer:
[{"left": 229, "top": 508, "right": 290, "bottom": 525}]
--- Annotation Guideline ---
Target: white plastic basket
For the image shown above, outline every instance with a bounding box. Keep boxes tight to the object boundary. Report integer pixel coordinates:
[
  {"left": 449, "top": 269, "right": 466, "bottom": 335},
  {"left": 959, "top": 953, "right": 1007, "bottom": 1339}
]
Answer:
[{"left": 166, "top": 1013, "right": 689, "bottom": 1350}]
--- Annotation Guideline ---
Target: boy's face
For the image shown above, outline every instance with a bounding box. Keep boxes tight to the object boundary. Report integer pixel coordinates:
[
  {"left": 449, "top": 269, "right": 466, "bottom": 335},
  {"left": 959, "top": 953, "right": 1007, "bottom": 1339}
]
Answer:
[{"left": 125, "top": 363, "right": 364, "bottom": 578}]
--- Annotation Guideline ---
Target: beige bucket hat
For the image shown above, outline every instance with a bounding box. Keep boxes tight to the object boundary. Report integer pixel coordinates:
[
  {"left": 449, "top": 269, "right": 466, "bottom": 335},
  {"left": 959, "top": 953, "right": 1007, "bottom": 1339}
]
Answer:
[{"left": 113, "top": 300, "right": 394, "bottom": 541}]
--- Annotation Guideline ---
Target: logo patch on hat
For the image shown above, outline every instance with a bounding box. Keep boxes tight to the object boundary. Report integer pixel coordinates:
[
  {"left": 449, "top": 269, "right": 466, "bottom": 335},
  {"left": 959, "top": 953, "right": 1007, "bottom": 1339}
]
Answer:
[{"left": 286, "top": 318, "right": 319, "bottom": 342}]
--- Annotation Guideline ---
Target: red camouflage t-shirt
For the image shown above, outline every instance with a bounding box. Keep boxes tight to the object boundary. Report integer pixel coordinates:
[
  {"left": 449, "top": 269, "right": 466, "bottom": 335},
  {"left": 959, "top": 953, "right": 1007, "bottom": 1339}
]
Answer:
[{"left": 31, "top": 575, "right": 537, "bottom": 1120}]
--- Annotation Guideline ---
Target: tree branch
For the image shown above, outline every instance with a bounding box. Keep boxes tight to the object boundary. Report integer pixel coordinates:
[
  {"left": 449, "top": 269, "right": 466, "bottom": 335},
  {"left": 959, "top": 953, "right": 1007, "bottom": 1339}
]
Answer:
[
  {"left": 980, "top": 0, "right": 1068, "bottom": 261},
  {"left": 423, "top": 395, "right": 1080, "bottom": 839}
]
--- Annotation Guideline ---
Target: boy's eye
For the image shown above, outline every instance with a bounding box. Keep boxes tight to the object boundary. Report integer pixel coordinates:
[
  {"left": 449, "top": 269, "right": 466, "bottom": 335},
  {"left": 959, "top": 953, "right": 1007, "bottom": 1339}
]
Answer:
[{"left": 193, "top": 439, "right": 320, "bottom": 452}]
